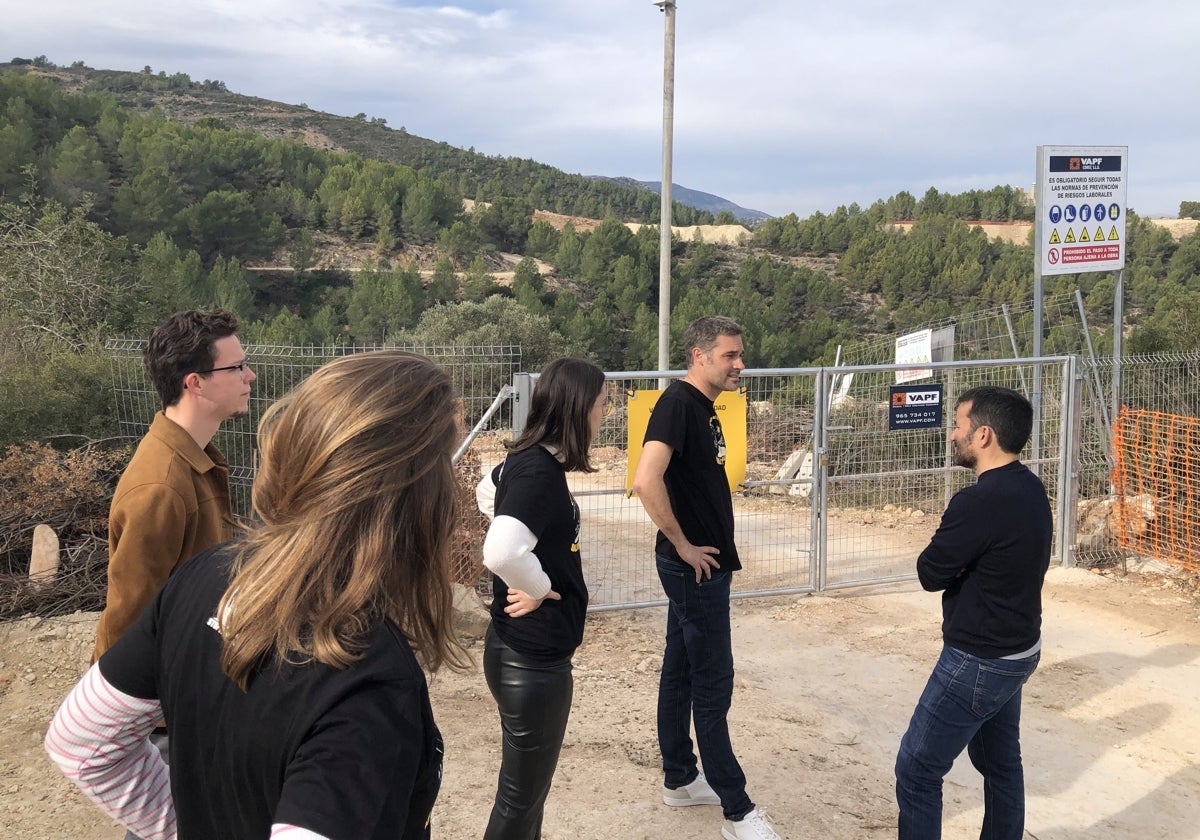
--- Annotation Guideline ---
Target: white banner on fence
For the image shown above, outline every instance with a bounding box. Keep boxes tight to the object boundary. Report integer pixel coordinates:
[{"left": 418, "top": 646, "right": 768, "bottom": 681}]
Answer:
[{"left": 895, "top": 329, "right": 933, "bottom": 383}]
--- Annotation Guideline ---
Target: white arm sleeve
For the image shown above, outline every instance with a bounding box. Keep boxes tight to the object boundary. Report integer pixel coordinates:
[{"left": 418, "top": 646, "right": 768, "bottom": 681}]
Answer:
[
  {"left": 482, "top": 515, "right": 552, "bottom": 599},
  {"left": 45, "top": 664, "right": 177, "bottom": 840},
  {"left": 476, "top": 468, "right": 498, "bottom": 520}
]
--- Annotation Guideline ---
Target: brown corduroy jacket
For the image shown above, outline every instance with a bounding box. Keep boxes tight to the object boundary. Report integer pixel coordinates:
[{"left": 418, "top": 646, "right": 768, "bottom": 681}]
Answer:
[{"left": 92, "top": 412, "right": 234, "bottom": 662}]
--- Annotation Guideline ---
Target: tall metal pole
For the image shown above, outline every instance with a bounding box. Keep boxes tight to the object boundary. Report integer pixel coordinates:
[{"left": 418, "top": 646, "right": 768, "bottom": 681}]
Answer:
[
  {"left": 1112, "top": 267, "right": 1124, "bottom": 427},
  {"left": 1031, "top": 266, "right": 1044, "bottom": 470},
  {"left": 655, "top": 0, "right": 676, "bottom": 387},
  {"left": 1031, "top": 148, "right": 1046, "bottom": 471}
]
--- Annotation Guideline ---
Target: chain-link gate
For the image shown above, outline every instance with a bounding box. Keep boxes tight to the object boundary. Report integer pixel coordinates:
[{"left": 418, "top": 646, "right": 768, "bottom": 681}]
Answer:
[
  {"left": 814, "top": 357, "right": 1080, "bottom": 590},
  {"left": 473, "top": 357, "right": 1082, "bottom": 610},
  {"left": 110, "top": 340, "right": 1081, "bottom": 611}
]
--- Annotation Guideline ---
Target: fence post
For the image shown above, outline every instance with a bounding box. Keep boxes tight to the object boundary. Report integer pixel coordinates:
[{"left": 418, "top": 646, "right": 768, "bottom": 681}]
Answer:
[
  {"left": 943, "top": 366, "right": 955, "bottom": 511},
  {"left": 813, "top": 367, "right": 828, "bottom": 592},
  {"left": 454, "top": 385, "right": 513, "bottom": 464},
  {"left": 512, "top": 373, "right": 533, "bottom": 436},
  {"left": 1056, "top": 356, "right": 1084, "bottom": 567}
]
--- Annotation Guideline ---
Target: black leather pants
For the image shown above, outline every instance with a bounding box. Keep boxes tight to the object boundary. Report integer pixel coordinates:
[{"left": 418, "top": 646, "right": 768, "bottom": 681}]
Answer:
[{"left": 482, "top": 625, "right": 574, "bottom": 840}]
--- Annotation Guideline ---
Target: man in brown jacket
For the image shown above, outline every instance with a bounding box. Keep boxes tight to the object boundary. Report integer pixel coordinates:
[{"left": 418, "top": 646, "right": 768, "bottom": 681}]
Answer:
[{"left": 93, "top": 310, "right": 256, "bottom": 660}]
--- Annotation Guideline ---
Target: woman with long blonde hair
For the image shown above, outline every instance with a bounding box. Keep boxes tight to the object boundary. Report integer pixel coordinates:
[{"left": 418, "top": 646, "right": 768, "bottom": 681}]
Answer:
[{"left": 48, "top": 350, "right": 468, "bottom": 840}]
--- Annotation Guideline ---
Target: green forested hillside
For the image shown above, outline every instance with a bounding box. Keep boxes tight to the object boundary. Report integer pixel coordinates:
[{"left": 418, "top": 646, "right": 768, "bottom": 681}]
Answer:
[
  {"left": 5, "top": 61, "right": 712, "bottom": 225},
  {"left": 2, "top": 60, "right": 1198, "bottom": 449}
]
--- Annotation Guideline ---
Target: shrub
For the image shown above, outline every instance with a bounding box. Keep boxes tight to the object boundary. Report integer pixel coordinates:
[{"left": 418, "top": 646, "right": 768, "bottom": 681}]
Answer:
[
  {"left": 0, "top": 441, "right": 127, "bottom": 619},
  {"left": 0, "top": 348, "right": 120, "bottom": 449}
]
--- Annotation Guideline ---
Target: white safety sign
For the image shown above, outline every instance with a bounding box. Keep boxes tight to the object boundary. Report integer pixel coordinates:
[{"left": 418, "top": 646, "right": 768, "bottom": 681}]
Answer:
[{"left": 1036, "top": 145, "right": 1128, "bottom": 276}]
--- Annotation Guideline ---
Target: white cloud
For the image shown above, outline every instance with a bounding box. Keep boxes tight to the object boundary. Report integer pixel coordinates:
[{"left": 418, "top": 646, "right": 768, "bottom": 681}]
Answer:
[{"left": 6, "top": 0, "right": 1199, "bottom": 218}]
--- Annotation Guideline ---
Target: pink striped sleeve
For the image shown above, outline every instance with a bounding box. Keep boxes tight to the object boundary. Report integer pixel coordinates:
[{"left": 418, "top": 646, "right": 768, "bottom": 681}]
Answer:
[
  {"left": 45, "top": 664, "right": 177, "bottom": 840},
  {"left": 270, "top": 824, "right": 333, "bottom": 839}
]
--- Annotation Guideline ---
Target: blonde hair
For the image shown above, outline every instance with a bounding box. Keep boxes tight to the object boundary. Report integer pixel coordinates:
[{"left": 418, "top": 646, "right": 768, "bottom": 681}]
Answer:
[{"left": 218, "top": 350, "right": 469, "bottom": 689}]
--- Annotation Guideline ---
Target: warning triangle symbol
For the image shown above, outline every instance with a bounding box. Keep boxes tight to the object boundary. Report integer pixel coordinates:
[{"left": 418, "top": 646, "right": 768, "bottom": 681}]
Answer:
[
  {"left": 1049, "top": 229, "right": 1061, "bottom": 244},
  {"left": 1095, "top": 226, "right": 1105, "bottom": 242},
  {"left": 1065, "top": 227, "right": 1076, "bottom": 243},
  {"left": 1080, "top": 227, "right": 1091, "bottom": 242},
  {"left": 1108, "top": 226, "right": 1120, "bottom": 241}
]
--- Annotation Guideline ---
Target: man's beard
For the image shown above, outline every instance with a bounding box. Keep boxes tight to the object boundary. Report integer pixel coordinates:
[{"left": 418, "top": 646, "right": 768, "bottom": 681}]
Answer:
[{"left": 951, "top": 443, "right": 976, "bottom": 469}]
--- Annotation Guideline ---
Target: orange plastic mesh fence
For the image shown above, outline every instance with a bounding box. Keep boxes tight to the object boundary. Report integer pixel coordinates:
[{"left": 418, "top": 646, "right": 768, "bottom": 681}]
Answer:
[{"left": 1111, "top": 408, "right": 1200, "bottom": 572}]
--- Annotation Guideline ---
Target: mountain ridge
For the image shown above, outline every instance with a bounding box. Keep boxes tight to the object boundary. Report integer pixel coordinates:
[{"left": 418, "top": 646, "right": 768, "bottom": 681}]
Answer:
[
  {"left": 592, "top": 176, "right": 770, "bottom": 225},
  {"left": 2, "top": 60, "right": 748, "bottom": 226}
]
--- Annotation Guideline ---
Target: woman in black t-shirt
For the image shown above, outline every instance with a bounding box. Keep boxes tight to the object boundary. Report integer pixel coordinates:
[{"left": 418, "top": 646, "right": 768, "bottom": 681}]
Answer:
[
  {"left": 46, "top": 351, "right": 470, "bottom": 839},
  {"left": 476, "top": 357, "right": 608, "bottom": 840}
]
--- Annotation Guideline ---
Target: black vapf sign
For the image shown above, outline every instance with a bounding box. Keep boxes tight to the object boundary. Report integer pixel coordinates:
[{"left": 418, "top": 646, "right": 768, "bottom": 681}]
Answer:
[
  {"left": 1048, "top": 155, "right": 1122, "bottom": 173},
  {"left": 889, "top": 384, "right": 944, "bottom": 430}
]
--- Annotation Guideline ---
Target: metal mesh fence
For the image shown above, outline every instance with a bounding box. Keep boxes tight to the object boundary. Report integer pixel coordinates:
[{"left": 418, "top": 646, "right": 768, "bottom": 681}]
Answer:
[
  {"left": 464, "top": 371, "right": 821, "bottom": 610},
  {"left": 108, "top": 340, "right": 520, "bottom": 589},
  {"left": 819, "top": 359, "right": 1073, "bottom": 589},
  {"left": 1077, "top": 353, "right": 1200, "bottom": 569},
  {"left": 465, "top": 359, "right": 1075, "bottom": 609},
  {"left": 106, "top": 333, "right": 1200, "bottom": 606},
  {"left": 839, "top": 292, "right": 1200, "bottom": 576},
  {"left": 106, "top": 339, "right": 521, "bottom": 517},
  {"left": 840, "top": 292, "right": 1088, "bottom": 367}
]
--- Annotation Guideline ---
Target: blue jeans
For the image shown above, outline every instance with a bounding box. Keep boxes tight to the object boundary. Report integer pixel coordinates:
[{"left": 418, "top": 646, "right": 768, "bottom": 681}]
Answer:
[
  {"left": 896, "top": 645, "right": 1040, "bottom": 840},
  {"left": 656, "top": 554, "right": 753, "bottom": 820}
]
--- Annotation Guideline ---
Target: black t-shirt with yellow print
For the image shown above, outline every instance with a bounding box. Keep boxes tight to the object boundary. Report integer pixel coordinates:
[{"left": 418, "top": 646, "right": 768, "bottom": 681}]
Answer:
[
  {"left": 643, "top": 379, "right": 741, "bottom": 572},
  {"left": 489, "top": 444, "right": 588, "bottom": 661}
]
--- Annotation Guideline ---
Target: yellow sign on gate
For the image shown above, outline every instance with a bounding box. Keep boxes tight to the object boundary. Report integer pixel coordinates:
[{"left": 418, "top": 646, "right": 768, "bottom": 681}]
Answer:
[{"left": 625, "top": 386, "right": 748, "bottom": 495}]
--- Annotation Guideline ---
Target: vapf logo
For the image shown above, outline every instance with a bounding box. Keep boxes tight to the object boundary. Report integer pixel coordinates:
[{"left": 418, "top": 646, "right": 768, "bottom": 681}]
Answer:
[
  {"left": 1050, "top": 155, "right": 1121, "bottom": 173},
  {"left": 889, "top": 384, "right": 944, "bottom": 430},
  {"left": 892, "top": 390, "right": 941, "bottom": 407}
]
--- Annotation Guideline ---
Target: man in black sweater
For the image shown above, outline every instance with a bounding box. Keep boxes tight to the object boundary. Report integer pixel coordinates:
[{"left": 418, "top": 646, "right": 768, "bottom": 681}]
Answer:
[{"left": 895, "top": 386, "right": 1052, "bottom": 840}]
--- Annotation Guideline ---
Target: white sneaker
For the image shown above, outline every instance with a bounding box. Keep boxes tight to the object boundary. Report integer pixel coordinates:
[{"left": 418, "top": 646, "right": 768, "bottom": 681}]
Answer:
[
  {"left": 662, "top": 770, "right": 721, "bottom": 807},
  {"left": 721, "top": 807, "right": 781, "bottom": 840}
]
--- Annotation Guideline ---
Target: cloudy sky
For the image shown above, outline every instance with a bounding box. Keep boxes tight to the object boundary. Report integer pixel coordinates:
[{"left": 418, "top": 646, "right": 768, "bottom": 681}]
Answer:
[{"left": 5, "top": 1, "right": 1196, "bottom": 218}]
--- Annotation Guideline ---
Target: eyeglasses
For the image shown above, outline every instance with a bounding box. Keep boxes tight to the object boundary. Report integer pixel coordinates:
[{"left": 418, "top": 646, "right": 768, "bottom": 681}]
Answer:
[{"left": 196, "top": 362, "right": 249, "bottom": 376}]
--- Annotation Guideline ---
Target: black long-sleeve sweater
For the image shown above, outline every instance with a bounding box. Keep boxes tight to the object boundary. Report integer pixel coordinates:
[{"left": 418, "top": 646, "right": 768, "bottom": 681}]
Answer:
[{"left": 917, "top": 460, "right": 1053, "bottom": 658}]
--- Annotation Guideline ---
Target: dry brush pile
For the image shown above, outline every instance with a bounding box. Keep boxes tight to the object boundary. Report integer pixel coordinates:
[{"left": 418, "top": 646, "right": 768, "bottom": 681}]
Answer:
[
  {"left": 0, "top": 440, "right": 127, "bottom": 620},
  {"left": 1, "top": 439, "right": 494, "bottom": 624}
]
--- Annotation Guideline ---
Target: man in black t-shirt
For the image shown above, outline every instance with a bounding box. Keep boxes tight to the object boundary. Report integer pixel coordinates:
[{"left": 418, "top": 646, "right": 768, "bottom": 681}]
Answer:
[{"left": 633, "top": 316, "right": 781, "bottom": 840}]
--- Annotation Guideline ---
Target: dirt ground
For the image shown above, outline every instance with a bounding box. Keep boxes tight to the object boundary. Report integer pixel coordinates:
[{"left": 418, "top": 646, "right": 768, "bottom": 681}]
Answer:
[
  {"left": 531, "top": 208, "right": 751, "bottom": 246},
  {"left": 3, "top": 562, "right": 1199, "bottom": 840}
]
